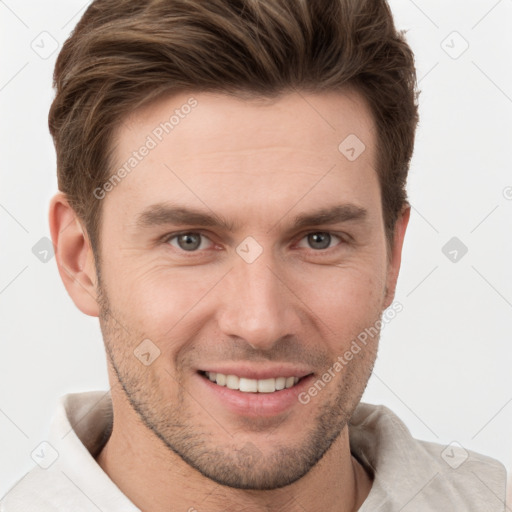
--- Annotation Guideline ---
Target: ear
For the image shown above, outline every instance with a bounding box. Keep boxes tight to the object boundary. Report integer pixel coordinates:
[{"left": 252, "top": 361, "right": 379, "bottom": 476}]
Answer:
[
  {"left": 383, "top": 205, "right": 410, "bottom": 309},
  {"left": 48, "top": 192, "right": 100, "bottom": 317}
]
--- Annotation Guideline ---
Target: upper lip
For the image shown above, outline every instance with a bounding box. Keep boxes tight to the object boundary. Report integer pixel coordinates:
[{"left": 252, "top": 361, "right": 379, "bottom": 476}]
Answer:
[{"left": 199, "top": 364, "right": 313, "bottom": 380}]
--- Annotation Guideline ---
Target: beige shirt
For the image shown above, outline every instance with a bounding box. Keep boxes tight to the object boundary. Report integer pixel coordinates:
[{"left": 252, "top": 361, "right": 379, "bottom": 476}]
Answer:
[{"left": 1, "top": 390, "right": 507, "bottom": 511}]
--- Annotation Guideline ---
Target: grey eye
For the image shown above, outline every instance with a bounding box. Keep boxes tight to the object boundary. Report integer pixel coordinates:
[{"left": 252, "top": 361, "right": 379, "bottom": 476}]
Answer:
[
  {"left": 166, "top": 232, "right": 214, "bottom": 253},
  {"left": 307, "top": 232, "right": 332, "bottom": 250},
  {"left": 176, "top": 233, "right": 202, "bottom": 251}
]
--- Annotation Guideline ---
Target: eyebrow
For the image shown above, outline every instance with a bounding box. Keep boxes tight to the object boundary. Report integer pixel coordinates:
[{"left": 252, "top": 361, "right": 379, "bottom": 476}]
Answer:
[{"left": 133, "top": 202, "right": 368, "bottom": 233}]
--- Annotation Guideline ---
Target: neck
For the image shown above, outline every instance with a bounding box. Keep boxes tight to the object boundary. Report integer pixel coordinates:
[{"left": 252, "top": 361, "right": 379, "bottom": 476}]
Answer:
[{"left": 96, "top": 390, "right": 372, "bottom": 512}]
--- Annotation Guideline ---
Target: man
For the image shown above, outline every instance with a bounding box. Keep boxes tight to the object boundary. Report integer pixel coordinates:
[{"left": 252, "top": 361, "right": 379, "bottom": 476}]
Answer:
[{"left": 1, "top": 0, "right": 507, "bottom": 510}]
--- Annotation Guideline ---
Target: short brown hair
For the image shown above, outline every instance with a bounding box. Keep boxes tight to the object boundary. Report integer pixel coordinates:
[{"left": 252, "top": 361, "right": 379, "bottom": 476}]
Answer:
[{"left": 49, "top": 0, "right": 419, "bottom": 260}]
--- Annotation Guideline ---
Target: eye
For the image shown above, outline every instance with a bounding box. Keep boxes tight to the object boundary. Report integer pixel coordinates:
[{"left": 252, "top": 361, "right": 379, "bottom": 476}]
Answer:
[
  {"left": 165, "top": 232, "right": 214, "bottom": 252},
  {"left": 296, "top": 232, "right": 344, "bottom": 251}
]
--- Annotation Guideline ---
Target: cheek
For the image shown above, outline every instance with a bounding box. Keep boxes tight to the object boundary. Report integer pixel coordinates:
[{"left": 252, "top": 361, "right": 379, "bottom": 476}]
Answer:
[
  {"left": 293, "top": 262, "right": 387, "bottom": 342},
  {"left": 103, "top": 260, "right": 225, "bottom": 342}
]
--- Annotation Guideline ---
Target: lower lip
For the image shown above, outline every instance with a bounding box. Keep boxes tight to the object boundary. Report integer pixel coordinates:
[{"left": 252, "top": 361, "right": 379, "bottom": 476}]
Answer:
[{"left": 197, "top": 373, "right": 315, "bottom": 417}]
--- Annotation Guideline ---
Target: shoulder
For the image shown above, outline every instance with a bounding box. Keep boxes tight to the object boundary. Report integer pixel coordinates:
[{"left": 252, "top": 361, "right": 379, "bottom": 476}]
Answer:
[
  {"left": 1, "top": 390, "right": 119, "bottom": 512},
  {"left": 350, "top": 402, "right": 507, "bottom": 511},
  {"left": 1, "top": 468, "right": 76, "bottom": 511}
]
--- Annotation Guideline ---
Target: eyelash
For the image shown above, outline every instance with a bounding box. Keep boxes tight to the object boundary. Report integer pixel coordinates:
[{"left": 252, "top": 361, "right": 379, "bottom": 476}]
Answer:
[{"left": 162, "top": 230, "right": 347, "bottom": 256}]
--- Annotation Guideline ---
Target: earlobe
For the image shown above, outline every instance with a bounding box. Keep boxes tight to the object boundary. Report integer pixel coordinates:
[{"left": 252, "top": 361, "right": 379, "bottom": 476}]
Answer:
[
  {"left": 48, "top": 192, "right": 100, "bottom": 317},
  {"left": 383, "top": 205, "right": 411, "bottom": 309}
]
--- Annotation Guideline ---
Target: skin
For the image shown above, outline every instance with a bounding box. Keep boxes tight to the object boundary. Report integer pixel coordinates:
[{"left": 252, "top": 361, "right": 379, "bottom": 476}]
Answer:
[{"left": 49, "top": 89, "right": 410, "bottom": 512}]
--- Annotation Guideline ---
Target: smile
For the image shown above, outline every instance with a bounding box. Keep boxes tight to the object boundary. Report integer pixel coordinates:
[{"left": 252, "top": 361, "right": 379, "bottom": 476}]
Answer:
[{"left": 202, "top": 371, "right": 303, "bottom": 393}]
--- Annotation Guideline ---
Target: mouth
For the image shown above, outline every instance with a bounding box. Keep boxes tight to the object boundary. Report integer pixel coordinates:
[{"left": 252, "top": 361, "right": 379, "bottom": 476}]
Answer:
[
  {"left": 196, "top": 365, "right": 316, "bottom": 417},
  {"left": 199, "top": 370, "right": 312, "bottom": 394}
]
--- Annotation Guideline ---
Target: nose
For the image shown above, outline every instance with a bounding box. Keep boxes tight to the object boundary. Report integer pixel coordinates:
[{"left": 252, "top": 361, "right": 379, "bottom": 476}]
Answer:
[{"left": 216, "top": 249, "right": 300, "bottom": 351}]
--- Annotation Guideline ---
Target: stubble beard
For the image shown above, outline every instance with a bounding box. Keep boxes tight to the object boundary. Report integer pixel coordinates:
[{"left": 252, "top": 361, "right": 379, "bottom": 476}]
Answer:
[{"left": 97, "top": 281, "right": 379, "bottom": 490}]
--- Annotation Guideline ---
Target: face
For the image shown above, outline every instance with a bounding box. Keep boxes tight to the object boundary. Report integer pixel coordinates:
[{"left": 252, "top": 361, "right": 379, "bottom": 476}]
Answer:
[{"left": 95, "top": 89, "right": 400, "bottom": 490}]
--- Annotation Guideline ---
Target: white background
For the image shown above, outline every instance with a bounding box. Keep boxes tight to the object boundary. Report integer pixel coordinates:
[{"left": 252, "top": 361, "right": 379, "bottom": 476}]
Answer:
[{"left": 1, "top": 0, "right": 511, "bottom": 500}]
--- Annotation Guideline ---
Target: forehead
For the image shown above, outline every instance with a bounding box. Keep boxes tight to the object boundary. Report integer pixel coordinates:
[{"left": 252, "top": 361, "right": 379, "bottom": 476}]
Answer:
[
  {"left": 106, "top": 89, "right": 379, "bottom": 224},
  {"left": 115, "top": 88, "right": 375, "bottom": 157}
]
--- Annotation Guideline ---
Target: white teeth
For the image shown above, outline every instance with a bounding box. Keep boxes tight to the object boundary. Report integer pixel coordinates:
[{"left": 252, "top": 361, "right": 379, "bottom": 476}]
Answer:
[
  {"left": 226, "top": 374, "right": 239, "bottom": 390},
  {"left": 275, "top": 377, "right": 286, "bottom": 390},
  {"left": 257, "top": 378, "right": 275, "bottom": 393},
  {"left": 204, "top": 372, "right": 303, "bottom": 393},
  {"left": 239, "top": 378, "right": 258, "bottom": 392}
]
